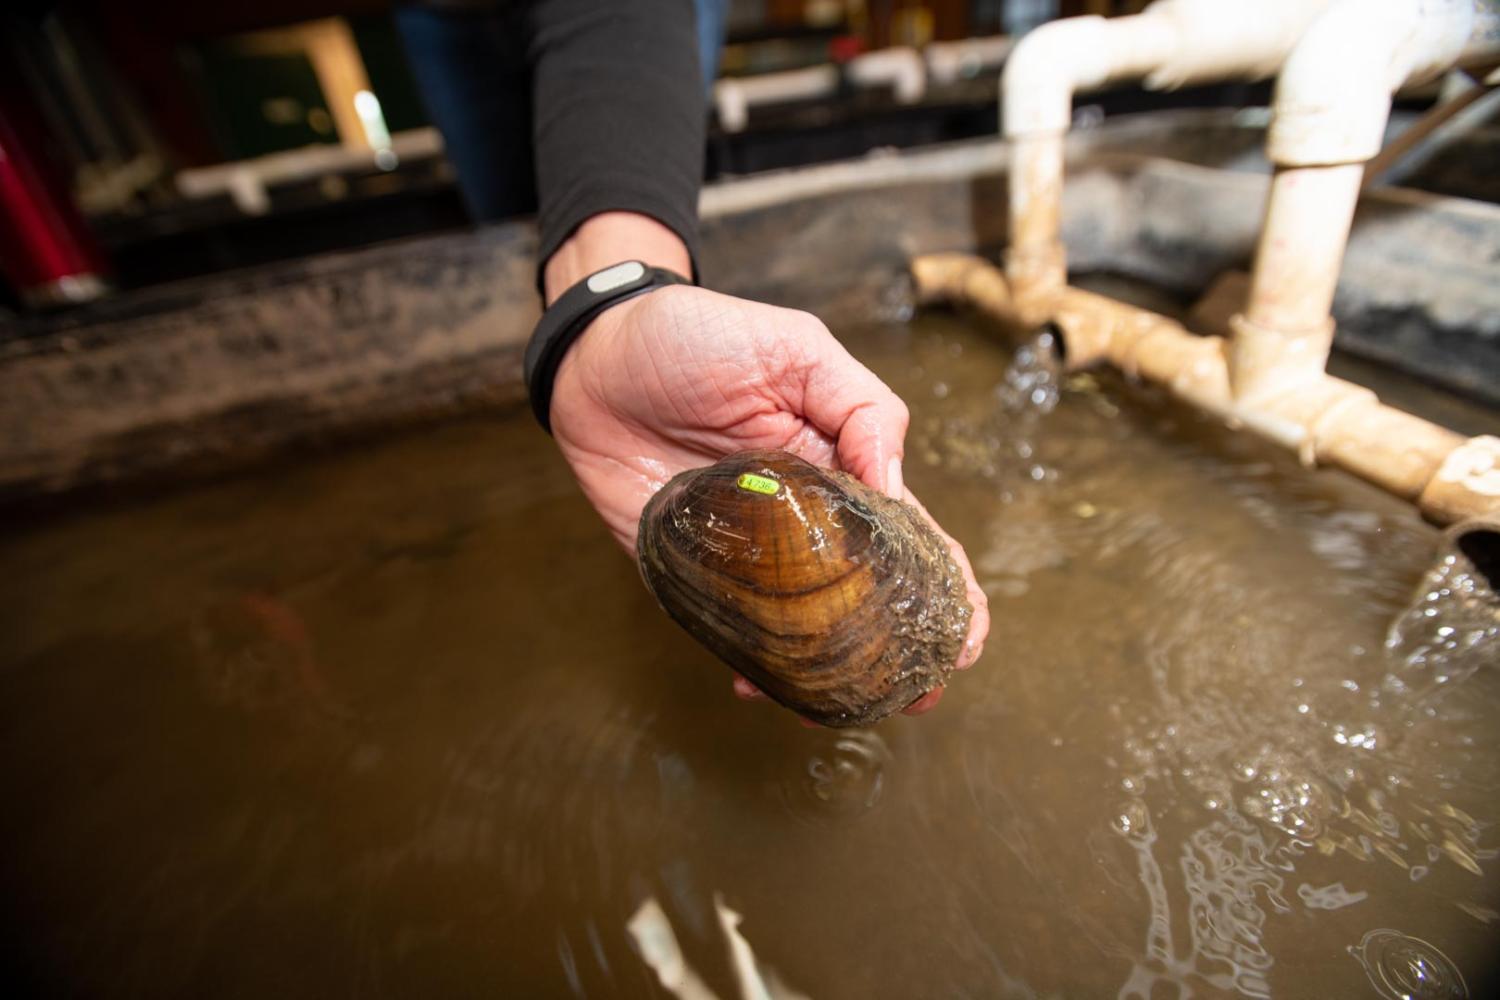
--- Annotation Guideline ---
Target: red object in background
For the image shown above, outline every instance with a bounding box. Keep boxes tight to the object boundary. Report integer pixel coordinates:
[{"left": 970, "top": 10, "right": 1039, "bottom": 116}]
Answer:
[
  {"left": 828, "top": 34, "right": 867, "bottom": 63},
  {"left": 0, "top": 90, "right": 110, "bottom": 308}
]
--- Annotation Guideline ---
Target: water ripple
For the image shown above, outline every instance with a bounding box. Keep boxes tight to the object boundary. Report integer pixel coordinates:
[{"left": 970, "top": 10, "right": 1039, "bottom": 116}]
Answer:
[
  {"left": 1351, "top": 929, "right": 1468, "bottom": 1000},
  {"left": 780, "top": 729, "right": 892, "bottom": 824}
]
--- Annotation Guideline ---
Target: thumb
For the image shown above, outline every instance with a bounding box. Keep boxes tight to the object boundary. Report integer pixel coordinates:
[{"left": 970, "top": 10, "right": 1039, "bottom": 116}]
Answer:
[{"left": 791, "top": 321, "right": 911, "bottom": 499}]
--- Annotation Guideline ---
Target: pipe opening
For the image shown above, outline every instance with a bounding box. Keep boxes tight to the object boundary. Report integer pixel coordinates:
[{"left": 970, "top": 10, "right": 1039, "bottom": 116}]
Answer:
[
  {"left": 1455, "top": 527, "right": 1500, "bottom": 592},
  {"left": 1038, "top": 322, "right": 1066, "bottom": 364}
]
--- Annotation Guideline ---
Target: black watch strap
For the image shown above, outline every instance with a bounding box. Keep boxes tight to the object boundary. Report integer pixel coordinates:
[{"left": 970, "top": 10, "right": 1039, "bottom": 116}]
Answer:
[{"left": 523, "top": 261, "right": 690, "bottom": 433}]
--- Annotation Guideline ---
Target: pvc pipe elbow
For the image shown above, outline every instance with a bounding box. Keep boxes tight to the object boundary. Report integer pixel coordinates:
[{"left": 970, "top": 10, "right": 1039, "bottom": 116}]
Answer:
[
  {"left": 1421, "top": 439, "right": 1500, "bottom": 526},
  {"left": 1138, "top": 0, "right": 1336, "bottom": 91},
  {"left": 713, "top": 66, "right": 840, "bottom": 133},
  {"left": 847, "top": 48, "right": 926, "bottom": 104},
  {"left": 1004, "top": 8, "right": 1247, "bottom": 137},
  {"left": 1267, "top": 0, "right": 1474, "bottom": 166},
  {"left": 1001, "top": 16, "right": 1112, "bottom": 137}
]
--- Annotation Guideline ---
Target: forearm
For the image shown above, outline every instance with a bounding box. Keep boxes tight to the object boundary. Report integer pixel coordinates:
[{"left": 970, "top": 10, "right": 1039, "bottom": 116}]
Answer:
[
  {"left": 542, "top": 212, "right": 693, "bottom": 305},
  {"left": 527, "top": 0, "right": 705, "bottom": 291}
]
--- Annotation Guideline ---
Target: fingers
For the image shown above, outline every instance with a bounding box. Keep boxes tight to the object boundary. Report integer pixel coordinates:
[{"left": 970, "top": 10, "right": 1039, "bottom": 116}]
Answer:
[
  {"left": 731, "top": 673, "right": 768, "bottom": 701},
  {"left": 731, "top": 675, "right": 817, "bottom": 727},
  {"left": 903, "top": 687, "right": 944, "bottom": 716},
  {"left": 786, "top": 319, "right": 987, "bottom": 669},
  {"left": 900, "top": 487, "right": 991, "bottom": 670},
  {"left": 780, "top": 422, "right": 839, "bottom": 471},
  {"left": 785, "top": 316, "right": 911, "bottom": 500}
]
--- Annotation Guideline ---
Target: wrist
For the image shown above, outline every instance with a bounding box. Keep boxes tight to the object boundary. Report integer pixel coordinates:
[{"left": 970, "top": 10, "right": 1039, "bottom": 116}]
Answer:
[
  {"left": 543, "top": 212, "right": 693, "bottom": 305},
  {"left": 526, "top": 260, "right": 689, "bottom": 432}
]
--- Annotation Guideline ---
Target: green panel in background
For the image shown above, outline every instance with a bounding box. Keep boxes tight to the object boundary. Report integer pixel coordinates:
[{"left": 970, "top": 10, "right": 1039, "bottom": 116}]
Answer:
[{"left": 189, "top": 43, "right": 337, "bottom": 161}]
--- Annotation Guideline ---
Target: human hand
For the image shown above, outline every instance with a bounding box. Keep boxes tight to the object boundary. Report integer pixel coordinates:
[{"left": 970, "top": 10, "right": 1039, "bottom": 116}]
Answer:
[{"left": 548, "top": 283, "right": 990, "bottom": 718}]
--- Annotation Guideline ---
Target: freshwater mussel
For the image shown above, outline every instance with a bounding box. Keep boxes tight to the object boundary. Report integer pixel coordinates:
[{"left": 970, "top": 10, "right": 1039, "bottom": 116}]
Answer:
[{"left": 637, "top": 450, "right": 973, "bottom": 726}]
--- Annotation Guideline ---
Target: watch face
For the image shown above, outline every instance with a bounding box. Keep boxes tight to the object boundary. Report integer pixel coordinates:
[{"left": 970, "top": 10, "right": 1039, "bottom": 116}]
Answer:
[{"left": 586, "top": 261, "right": 647, "bottom": 294}]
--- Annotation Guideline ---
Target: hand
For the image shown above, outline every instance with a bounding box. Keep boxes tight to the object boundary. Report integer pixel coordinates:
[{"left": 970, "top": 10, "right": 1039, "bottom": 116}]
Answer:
[
  {"left": 543, "top": 213, "right": 989, "bottom": 721},
  {"left": 549, "top": 284, "right": 989, "bottom": 716}
]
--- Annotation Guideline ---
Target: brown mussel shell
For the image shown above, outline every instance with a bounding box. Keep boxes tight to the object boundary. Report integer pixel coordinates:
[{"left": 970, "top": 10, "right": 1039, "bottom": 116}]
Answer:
[{"left": 637, "top": 450, "right": 972, "bottom": 727}]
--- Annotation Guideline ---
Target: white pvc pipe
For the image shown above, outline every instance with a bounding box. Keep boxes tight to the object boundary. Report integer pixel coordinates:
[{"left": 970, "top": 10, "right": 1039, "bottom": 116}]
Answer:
[
  {"left": 1243, "top": 165, "right": 1364, "bottom": 338},
  {"left": 911, "top": 253, "right": 1499, "bottom": 525},
  {"left": 1000, "top": 0, "right": 1336, "bottom": 298},
  {"left": 846, "top": 47, "right": 926, "bottom": 104},
  {"left": 1004, "top": 133, "right": 1068, "bottom": 319},
  {"left": 713, "top": 67, "right": 840, "bottom": 134},
  {"left": 713, "top": 46, "right": 931, "bottom": 136},
  {"left": 1229, "top": 164, "right": 1363, "bottom": 401},
  {"left": 1001, "top": 0, "right": 1341, "bottom": 137},
  {"left": 175, "top": 127, "right": 444, "bottom": 215},
  {"left": 1001, "top": 15, "right": 1171, "bottom": 139},
  {"left": 1233, "top": 0, "right": 1476, "bottom": 400},
  {"left": 1264, "top": 0, "right": 1474, "bottom": 168}
]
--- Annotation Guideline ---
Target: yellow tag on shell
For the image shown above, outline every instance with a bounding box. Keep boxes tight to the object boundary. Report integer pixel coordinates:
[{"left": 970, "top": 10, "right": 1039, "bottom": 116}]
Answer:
[{"left": 736, "top": 472, "right": 781, "bottom": 496}]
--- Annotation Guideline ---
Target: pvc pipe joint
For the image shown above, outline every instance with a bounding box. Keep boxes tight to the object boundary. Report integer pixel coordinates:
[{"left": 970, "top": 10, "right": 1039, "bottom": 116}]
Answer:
[
  {"left": 846, "top": 48, "right": 927, "bottom": 104},
  {"left": 1267, "top": 0, "right": 1475, "bottom": 166},
  {"left": 1001, "top": 0, "right": 1336, "bottom": 139}
]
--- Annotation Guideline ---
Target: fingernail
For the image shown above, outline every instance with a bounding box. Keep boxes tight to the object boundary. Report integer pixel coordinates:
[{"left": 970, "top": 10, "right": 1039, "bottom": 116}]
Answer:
[
  {"left": 957, "top": 638, "right": 982, "bottom": 669},
  {"left": 733, "top": 675, "right": 765, "bottom": 700},
  {"left": 904, "top": 687, "right": 944, "bottom": 714},
  {"left": 886, "top": 456, "right": 904, "bottom": 500}
]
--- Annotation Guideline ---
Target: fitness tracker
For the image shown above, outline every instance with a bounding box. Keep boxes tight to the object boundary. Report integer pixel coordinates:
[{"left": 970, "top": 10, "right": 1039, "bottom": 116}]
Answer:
[{"left": 523, "top": 260, "right": 690, "bottom": 432}]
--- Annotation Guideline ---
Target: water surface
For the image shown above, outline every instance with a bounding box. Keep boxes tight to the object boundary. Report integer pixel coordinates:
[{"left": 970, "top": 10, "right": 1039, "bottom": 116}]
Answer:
[{"left": 1, "top": 312, "right": 1496, "bottom": 998}]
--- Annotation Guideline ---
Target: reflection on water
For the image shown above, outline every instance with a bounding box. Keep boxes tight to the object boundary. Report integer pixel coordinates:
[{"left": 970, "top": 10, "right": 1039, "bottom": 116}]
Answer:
[
  {"left": 780, "top": 730, "right": 891, "bottom": 824},
  {"left": 1352, "top": 929, "right": 1468, "bottom": 1000},
  {"left": 0, "top": 313, "right": 1496, "bottom": 997}
]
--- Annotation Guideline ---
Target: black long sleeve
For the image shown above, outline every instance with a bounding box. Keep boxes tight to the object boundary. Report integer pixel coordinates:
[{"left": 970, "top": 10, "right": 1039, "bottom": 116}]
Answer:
[{"left": 526, "top": 0, "right": 705, "bottom": 278}]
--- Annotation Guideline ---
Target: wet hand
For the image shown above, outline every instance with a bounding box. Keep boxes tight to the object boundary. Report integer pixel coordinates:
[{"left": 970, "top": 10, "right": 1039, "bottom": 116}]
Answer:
[{"left": 548, "top": 284, "right": 990, "bottom": 719}]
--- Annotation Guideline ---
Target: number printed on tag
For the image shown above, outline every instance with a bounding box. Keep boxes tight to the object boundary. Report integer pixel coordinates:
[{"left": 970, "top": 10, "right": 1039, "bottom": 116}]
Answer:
[{"left": 736, "top": 473, "right": 781, "bottom": 496}]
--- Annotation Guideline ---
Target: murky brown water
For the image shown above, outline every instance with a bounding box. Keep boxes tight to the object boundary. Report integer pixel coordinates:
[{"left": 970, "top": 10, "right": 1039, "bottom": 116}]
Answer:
[{"left": 1, "top": 311, "right": 1496, "bottom": 998}]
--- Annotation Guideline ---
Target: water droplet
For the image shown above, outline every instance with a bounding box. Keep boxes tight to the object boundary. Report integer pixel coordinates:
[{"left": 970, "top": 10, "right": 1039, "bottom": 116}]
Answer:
[
  {"left": 1350, "top": 929, "right": 1467, "bottom": 999},
  {"left": 1111, "top": 799, "right": 1150, "bottom": 838}
]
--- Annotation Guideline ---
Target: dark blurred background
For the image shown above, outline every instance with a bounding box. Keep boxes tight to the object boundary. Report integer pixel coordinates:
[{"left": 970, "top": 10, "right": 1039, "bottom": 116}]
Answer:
[{"left": 0, "top": 0, "right": 1358, "bottom": 310}]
